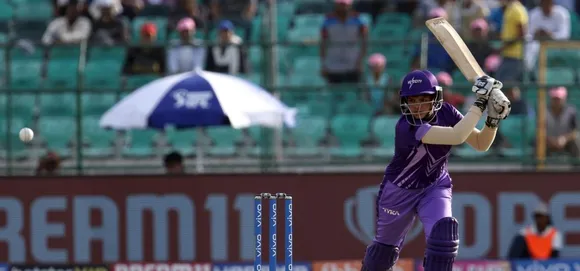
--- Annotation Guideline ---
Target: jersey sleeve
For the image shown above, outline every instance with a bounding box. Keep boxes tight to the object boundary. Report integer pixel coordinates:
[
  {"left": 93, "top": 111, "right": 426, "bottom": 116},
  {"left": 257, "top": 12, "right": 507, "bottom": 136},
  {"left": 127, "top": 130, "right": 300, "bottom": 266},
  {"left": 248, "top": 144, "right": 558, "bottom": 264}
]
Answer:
[
  {"left": 395, "top": 118, "right": 431, "bottom": 146},
  {"left": 447, "top": 103, "right": 464, "bottom": 126}
]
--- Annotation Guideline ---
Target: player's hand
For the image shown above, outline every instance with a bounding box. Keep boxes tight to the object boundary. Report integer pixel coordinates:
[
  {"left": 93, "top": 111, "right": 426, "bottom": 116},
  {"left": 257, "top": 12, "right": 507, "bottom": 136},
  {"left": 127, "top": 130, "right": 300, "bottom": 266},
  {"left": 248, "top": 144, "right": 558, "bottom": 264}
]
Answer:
[
  {"left": 485, "top": 89, "right": 511, "bottom": 128},
  {"left": 472, "top": 75, "right": 502, "bottom": 98}
]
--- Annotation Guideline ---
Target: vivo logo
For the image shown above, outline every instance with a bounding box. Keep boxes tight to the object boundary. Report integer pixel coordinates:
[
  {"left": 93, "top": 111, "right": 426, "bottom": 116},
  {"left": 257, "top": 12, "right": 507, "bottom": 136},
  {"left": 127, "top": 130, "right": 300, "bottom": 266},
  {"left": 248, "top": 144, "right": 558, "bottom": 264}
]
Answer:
[
  {"left": 256, "top": 203, "right": 262, "bottom": 228},
  {"left": 255, "top": 234, "right": 262, "bottom": 259},
  {"left": 271, "top": 204, "right": 277, "bottom": 227},
  {"left": 271, "top": 234, "right": 277, "bottom": 257}
]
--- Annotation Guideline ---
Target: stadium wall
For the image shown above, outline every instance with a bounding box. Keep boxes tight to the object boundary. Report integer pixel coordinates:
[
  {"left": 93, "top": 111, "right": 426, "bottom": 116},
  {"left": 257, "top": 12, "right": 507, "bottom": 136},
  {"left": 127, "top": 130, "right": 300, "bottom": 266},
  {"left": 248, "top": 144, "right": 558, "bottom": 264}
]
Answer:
[{"left": 0, "top": 172, "right": 578, "bottom": 263}]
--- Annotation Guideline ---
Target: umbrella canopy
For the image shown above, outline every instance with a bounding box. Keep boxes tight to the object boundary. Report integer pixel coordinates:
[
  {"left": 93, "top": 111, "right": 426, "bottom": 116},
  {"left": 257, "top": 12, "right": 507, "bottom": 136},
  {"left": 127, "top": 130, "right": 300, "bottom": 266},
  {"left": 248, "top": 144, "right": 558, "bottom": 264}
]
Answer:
[{"left": 100, "top": 71, "right": 296, "bottom": 130}]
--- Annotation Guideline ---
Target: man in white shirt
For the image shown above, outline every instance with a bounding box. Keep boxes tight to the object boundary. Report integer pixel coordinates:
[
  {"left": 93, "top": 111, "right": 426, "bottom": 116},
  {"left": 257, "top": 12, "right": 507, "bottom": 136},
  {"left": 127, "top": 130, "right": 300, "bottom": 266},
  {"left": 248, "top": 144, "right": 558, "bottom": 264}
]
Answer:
[
  {"left": 42, "top": 2, "right": 92, "bottom": 45},
  {"left": 524, "top": 0, "right": 570, "bottom": 71},
  {"left": 167, "top": 18, "right": 206, "bottom": 74}
]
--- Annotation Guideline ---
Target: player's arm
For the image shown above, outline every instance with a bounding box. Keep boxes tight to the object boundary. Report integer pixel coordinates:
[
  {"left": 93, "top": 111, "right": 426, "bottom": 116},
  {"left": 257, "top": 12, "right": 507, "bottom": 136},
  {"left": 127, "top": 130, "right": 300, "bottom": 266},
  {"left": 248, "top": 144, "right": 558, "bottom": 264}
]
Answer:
[
  {"left": 420, "top": 105, "right": 484, "bottom": 145},
  {"left": 420, "top": 76, "right": 500, "bottom": 145},
  {"left": 466, "top": 89, "right": 512, "bottom": 151}
]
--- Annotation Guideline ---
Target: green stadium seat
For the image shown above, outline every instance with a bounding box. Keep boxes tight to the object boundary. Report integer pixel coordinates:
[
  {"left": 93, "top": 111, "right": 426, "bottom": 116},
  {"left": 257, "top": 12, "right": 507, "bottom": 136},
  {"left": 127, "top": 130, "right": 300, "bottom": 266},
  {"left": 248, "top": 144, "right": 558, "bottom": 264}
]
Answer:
[
  {"left": 13, "top": 2, "right": 52, "bottom": 20},
  {"left": 89, "top": 46, "right": 126, "bottom": 61},
  {"left": 376, "top": 13, "right": 411, "bottom": 29},
  {"left": 206, "top": 127, "right": 243, "bottom": 156},
  {"left": 0, "top": 2, "right": 13, "bottom": 20},
  {"left": 294, "top": 14, "right": 325, "bottom": 29},
  {"left": 371, "top": 115, "right": 398, "bottom": 157},
  {"left": 249, "top": 45, "right": 263, "bottom": 71},
  {"left": 289, "top": 73, "right": 326, "bottom": 87},
  {"left": 9, "top": 61, "right": 42, "bottom": 90},
  {"left": 49, "top": 46, "right": 81, "bottom": 60},
  {"left": 296, "top": 100, "right": 332, "bottom": 118},
  {"left": 276, "top": 14, "right": 292, "bottom": 41},
  {"left": 246, "top": 126, "right": 274, "bottom": 156},
  {"left": 123, "top": 129, "right": 158, "bottom": 157},
  {"left": 570, "top": 11, "right": 580, "bottom": 40},
  {"left": 40, "top": 93, "right": 75, "bottom": 116},
  {"left": 125, "top": 75, "right": 160, "bottom": 90},
  {"left": 499, "top": 115, "right": 535, "bottom": 157},
  {"left": 11, "top": 94, "right": 36, "bottom": 122},
  {"left": 82, "top": 115, "right": 116, "bottom": 157},
  {"left": 371, "top": 25, "right": 407, "bottom": 41},
  {"left": 82, "top": 93, "right": 116, "bottom": 115},
  {"left": 0, "top": 114, "right": 29, "bottom": 159},
  {"left": 287, "top": 115, "right": 327, "bottom": 156},
  {"left": 336, "top": 100, "right": 374, "bottom": 116},
  {"left": 546, "top": 49, "right": 580, "bottom": 68},
  {"left": 293, "top": 56, "right": 320, "bottom": 74},
  {"left": 45, "top": 59, "right": 79, "bottom": 90},
  {"left": 287, "top": 27, "right": 319, "bottom": 43},
  {"left": 39, "top": 116, "right": 74, "bottom": 156},
  {"left": 83, "top": 61, "right": 123, "bottom": 89},
  {"left": 165, "top": 128, "right": 196, "bottom": 156},
  {"left": 329, "top": 114, "right": 370, "bottom": 157},
  {"left": 250, "top": 15, "right": 262, "bottom": 42},
  {"left": 545, "top": 67, "right": 575, "bottom": 85},
  {"left": 132, "top": 17, "right": 168, "bottom": 41}
]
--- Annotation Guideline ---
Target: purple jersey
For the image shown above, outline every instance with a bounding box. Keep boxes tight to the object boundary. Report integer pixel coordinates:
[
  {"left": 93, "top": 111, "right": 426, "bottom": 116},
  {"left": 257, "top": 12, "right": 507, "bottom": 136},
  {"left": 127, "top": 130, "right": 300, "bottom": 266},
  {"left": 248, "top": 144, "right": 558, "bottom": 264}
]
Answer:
[{"left": 383, "top": 102, "right": 463, "bottom": 189}]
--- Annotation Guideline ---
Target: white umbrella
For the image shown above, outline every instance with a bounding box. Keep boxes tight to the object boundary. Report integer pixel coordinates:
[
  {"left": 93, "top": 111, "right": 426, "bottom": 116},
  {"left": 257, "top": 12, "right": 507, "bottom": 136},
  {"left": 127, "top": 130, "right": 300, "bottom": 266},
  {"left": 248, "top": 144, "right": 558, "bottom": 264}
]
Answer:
[{"left": 100, "top": 70, "right": 296, "bottom": 130}]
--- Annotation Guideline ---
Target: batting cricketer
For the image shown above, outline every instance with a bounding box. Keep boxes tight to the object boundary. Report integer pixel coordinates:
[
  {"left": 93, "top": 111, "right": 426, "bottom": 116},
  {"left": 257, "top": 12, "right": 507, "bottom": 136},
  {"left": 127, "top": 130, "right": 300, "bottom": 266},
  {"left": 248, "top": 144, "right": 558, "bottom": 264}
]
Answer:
[{"left": 361, "top": 70, "right": 511, "bottom": 271}]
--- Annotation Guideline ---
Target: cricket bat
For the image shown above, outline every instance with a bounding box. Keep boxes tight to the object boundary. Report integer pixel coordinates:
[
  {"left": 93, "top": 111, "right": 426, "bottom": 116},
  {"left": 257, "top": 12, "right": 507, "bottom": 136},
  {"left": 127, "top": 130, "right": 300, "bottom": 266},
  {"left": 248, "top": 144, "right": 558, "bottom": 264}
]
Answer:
[{"left": 425, "top": 17, "right": 485, "bottom": 82}]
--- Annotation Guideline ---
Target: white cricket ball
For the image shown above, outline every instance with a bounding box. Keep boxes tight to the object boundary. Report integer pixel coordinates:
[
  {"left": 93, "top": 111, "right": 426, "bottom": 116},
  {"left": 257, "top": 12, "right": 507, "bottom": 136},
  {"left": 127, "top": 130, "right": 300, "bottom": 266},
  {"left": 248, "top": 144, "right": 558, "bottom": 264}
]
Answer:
[{"left": 19, "top": 127, "right": 34, "bottom": 142}]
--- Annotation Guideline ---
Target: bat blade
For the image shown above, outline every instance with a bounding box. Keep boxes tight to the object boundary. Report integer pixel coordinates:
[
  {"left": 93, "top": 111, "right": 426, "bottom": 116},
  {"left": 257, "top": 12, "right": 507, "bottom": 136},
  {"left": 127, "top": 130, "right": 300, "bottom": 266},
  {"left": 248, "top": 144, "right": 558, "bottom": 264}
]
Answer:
[{"left": 425, "top": 17, "right": 485, "bottom": 82}]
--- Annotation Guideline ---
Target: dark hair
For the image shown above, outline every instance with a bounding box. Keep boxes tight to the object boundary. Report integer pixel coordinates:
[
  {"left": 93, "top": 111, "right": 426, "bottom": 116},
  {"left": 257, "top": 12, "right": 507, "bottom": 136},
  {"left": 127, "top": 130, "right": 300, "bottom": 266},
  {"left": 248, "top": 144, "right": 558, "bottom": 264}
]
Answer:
[{"left": 164, "top": 151, "right": 183, "bottom": 166}]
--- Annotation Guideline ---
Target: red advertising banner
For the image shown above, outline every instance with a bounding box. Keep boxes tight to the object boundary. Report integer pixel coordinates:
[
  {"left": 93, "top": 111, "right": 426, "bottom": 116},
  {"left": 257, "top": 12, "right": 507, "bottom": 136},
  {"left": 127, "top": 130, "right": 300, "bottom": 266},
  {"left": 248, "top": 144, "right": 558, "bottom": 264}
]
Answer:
[
  {"left": 312, "top": 259, "right": 414, "bottom": 271},
  {"left": 0, "top": 172, "right": 578, "bottom": 264}
]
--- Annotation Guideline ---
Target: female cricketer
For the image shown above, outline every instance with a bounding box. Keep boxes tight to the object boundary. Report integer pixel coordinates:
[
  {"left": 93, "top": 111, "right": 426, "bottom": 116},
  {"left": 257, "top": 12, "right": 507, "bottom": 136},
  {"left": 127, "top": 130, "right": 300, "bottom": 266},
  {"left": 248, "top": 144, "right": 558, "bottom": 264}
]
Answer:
[{"left": 361, "top": 70, "right": 511, "bottom": 271}]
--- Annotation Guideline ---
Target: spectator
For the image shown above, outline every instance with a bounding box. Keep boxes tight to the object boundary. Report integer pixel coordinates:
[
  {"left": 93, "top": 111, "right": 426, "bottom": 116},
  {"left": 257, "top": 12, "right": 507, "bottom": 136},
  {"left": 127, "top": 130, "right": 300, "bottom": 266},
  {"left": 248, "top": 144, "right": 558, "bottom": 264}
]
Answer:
[
  {"left": 365, "top": 53, "right": 389, "bottom": 112},
  {"left": 467, "top": 19, "right": 494, "bottom": 68},
  {"left": 411, "top": 8, "right": 455, "bottom": 72},
  {"left": 169, "top": 0, "right": 207, "bottom": 35},
  {"left": 495, "top": 0, "right": 528, "bottom": 84},
  {"left": 505, "top": 86, "right": 532, "bottom": 116},
  {"left": 42, "top": 2, "right": 92, "bottom": 45},
  {"left": 417, "top": 0, "right": 460, "bottom": 28},
  {"left": 508, "top": 202, "right": 562, "bottom": 260},
  {"left": 122, "top": 23, "right": 166, "bottom": 75},
  {"left": 524, "top": 0, "right": 570, "bottom": 71},
  {"left": 167, "top": 18, "right": 206, "bottom": 74},
  {"left": 437, "top": 72, "right": 465, "bottom": 108},
  {"left": 209, "top": 0, "right": 256, "bottom": 40},
  {"left": 120, "top": 0, "right": 144, "bottom": 20},
  {"left": 320, "top": 0, "right": 368, "bottom": 84},
  {"left": 205, "top": 20, "right": 246, "bottom": 75},
  {"left": 546, "top": 87, "right": 580, "bottom": 159},
  {"left": 164, "top": 151, "right": 185, "bottom": 174},
  {"left": 35, "top": 151, "right": 61, "bottom": 176},
  {"left": 484, "top": 54, "right": 502, "bottom": 76},
  {"left": 487, "top": 5, "right": 505, "bottom": 36},
  {"left": 88, "top": 0, "right": 123, "bottom": 21},
  {"left": 460, "top": 0, "right": 490, "bottom": 39},
  {"left": 90, "top": 0, "right": 129, "bottom": 45}
]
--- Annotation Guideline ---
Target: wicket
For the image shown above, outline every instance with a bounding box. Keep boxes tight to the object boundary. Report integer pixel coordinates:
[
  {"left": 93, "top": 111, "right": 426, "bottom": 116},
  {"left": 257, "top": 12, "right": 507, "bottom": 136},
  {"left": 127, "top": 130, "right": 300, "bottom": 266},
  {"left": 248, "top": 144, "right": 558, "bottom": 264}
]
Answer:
[{"left": 254, "top": 193, "right": 293, "bottom": 271}]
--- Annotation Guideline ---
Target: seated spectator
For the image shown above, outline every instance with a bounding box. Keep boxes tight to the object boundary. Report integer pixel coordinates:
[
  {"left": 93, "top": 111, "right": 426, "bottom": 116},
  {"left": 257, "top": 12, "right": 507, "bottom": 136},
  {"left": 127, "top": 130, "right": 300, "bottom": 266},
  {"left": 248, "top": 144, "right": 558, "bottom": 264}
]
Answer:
[
  {"left": 167, "top": 18, "right": 206, "bottom": 74},
  {"left": 209, "top": 0, "right": 256, "bottom": 40},
  {"left": 122, "top": 23, "right": 166, "bottom": 75},
  {"left": 546, "top": 87, "right": 580, "bottom": 159},
  {"left": 320, "top": 0, "right": 368, "bottom": 84},
  {"left": 505, "top": 86, "right": 532, "bottom": 116},
  {"left": 508, "top": 202, "right": 562, "bottom": 260},
  {"left": 164, "top": 151, "right": 184, "bottom": 174},
  {"left": 365, "top": 53, "right": 389, "bottom": 113},
  {"left": 205, "top": 20, "right": 246, "bottom": 75},
  {"left": 524, "top": 0, "right": 570, "bottom": 71},
  {"left": 88, "top": 0, "right": 123, "bottom": 21},
  {"left": 467, "top": 19, "right": 494, "bottom": 68},
  {"left": 437, "top": 72, "right": 465, "bottom": 108},
  {"left": 460, "top": 0, "right": 489, "bottom": 39},
  {"left": 42, "top": 2, "right": 92, "bottom": 45},
  {"left": 90, "top": 0, "right": 129, "bottom": 45},
  {"left": 411, "top": 8, "right": 455, "bottom": 73},
  {"left": 35, "top": 151, "right": 61, "bottom": 176},
  {"left": 484, "top": 54, "right": 501, "bottom": 77}
]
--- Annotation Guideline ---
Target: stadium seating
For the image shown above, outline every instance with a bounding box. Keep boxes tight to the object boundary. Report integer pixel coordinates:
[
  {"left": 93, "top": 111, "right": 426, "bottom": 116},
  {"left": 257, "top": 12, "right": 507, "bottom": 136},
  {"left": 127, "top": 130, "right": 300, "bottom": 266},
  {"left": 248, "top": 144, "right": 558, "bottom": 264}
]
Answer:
[{"left": 1, "top": 2, "right": 579, "bottom": 166}]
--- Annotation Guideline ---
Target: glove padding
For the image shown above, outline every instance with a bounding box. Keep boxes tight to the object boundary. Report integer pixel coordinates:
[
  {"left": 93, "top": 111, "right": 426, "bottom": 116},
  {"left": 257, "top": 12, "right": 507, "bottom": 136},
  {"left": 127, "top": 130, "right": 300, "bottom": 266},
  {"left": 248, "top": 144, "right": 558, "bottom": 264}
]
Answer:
[
  {"left": 472, "top": 75, "right": 503, "bottom": 98},
  {"left": 485, "top": 89, "right": 511, "bottom": 128}
]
